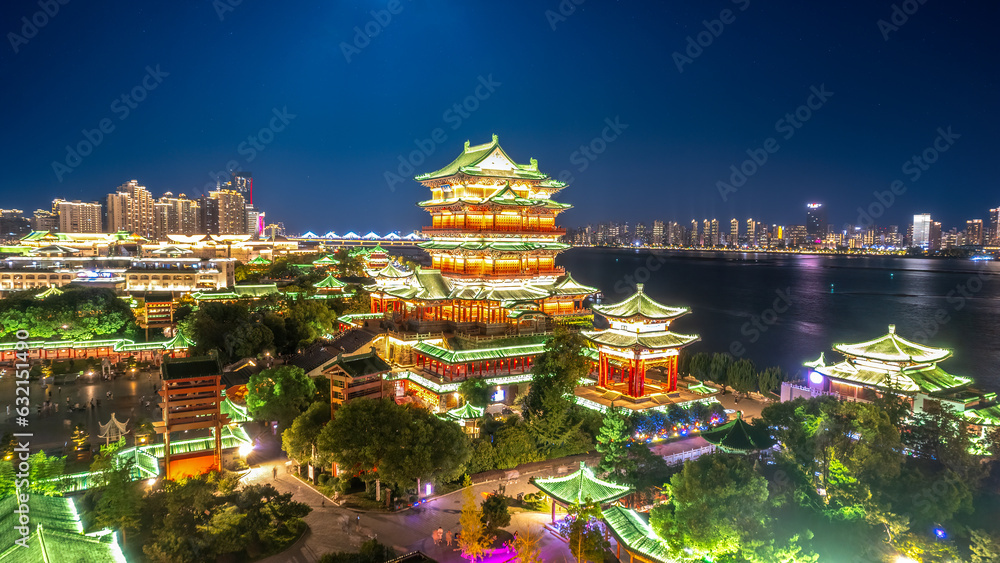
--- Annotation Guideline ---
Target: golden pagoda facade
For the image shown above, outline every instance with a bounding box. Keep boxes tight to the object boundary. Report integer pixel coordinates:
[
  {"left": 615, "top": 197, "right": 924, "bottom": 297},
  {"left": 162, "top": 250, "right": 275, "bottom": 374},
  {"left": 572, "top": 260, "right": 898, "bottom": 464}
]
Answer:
[{"left": 370, "top": 136, "right": 596, "bottom": 335}]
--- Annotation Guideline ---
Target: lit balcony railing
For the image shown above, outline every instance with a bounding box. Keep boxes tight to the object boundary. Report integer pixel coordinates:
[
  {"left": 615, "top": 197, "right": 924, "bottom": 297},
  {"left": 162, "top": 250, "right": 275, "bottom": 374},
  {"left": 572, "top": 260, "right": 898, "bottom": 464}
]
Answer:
[{"left": 423, "top": 226, "right": 565, "bottom": 236}]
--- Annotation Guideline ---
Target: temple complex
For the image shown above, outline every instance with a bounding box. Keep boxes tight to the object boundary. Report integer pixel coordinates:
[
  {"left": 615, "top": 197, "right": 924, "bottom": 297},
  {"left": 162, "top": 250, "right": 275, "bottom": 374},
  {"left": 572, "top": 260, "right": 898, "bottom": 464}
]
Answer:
[{"left": 368, "top": 136, "right": 596, "bottom": 336}]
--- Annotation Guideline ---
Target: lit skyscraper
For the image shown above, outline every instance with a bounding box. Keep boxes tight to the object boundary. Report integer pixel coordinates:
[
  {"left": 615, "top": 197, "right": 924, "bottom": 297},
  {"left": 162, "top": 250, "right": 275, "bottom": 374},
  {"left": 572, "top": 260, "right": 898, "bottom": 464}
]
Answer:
[
  {"left": 912, "top": 213, "right": 932, "bottom": 249},
  {"left": 806, "top": 203, "right": 826, "bottom": 239}
]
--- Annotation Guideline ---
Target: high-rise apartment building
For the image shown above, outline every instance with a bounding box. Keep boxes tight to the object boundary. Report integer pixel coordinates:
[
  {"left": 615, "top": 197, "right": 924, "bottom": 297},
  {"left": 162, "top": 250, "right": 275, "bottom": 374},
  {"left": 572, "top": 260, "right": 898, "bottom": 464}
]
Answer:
[
  {"left": 806, "top": 203, "right": 826, "bottom": 239},
  {"left": 106, "top": 180, "right": 157, "bottom": 238},
  {"left": 157, "top": 192, "right": 202, "bottom": 235},
  {"left": 32, "top": 209, "right": 58, "bottom": 232},
  {"left": 689, "top": 220, "right": 699, "bottom": 246},
  {"left": 730, "top": 218, "right": 739, "bottom": 246},
  {"left": 966, "top": 219, "right": 984, "bottom": 246},
  {"left": 930, "top": 221, "right": 942, "bottom": 251},
  {"left": 912, "top": 214, "right": 932, "bottom": 249},
  {"left": 53, "top": 199, "right": 102, "bottom": 233},
  {"left": 989, "top": 207, "right": 1000, "bottom": 246},
  {"left": 709, "top": 219, "right": 720, "bottom": 246},
  {"left": 202, "top": 189, "right": 247, "bottom": 235},
  {"left": 651, "top": 220, "right": 664, "bottom": 246},
  {"left": 0, "top": 209, "right": 30, "bottom": 241}
]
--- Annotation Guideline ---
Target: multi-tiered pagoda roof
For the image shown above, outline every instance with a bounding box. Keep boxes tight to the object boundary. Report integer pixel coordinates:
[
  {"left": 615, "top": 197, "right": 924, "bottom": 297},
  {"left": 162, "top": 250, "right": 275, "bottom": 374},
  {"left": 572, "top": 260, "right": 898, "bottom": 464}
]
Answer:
[
  {"left": 369, "top": 136, "right": 596, "bottom": 334},
  {"left": 808, "top": 325, "right": 972, "bottom": 395}
]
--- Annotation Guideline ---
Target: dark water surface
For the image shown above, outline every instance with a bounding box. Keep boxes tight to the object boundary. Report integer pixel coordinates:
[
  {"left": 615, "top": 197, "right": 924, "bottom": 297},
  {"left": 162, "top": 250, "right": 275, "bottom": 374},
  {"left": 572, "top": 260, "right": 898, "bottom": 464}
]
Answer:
[{"left": 558, "top": 248, "right": 1000, "bottom": 392}]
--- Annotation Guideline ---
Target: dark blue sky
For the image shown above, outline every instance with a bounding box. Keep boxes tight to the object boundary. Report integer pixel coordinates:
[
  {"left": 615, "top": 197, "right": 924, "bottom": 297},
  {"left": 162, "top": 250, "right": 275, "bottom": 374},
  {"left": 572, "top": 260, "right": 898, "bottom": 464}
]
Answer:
[{"left": 1, "top": 0, "right": 997, "bottom": 233}]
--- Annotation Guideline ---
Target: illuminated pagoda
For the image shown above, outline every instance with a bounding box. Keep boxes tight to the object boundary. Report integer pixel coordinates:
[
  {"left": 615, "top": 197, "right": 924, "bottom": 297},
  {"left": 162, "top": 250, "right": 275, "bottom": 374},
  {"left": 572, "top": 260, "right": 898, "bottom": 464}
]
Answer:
[
  {"left": 532, "top": 461, "right": 632, "bottom": 524},
  {"left": 582, "top": 284, "right": 700, "bottom": 404},
  {"left": 804, "top": 324, "right": 989, "bottom": 414},
  {"left": 369, "top": 135, "right": 596, "bottom": 335}
]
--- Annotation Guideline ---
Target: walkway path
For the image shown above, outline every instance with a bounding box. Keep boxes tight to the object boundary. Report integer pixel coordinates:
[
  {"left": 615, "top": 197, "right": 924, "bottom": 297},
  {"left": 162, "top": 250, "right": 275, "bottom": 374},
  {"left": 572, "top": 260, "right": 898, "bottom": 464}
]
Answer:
[{"left": 246, "top": 433, "right": 575, "bottom": 562}]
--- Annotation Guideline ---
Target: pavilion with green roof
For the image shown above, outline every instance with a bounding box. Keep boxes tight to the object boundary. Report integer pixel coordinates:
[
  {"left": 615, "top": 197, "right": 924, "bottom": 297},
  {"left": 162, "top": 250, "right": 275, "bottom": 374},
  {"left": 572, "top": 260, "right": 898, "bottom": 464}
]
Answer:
[
  {"left": 601, "top": 504, "right": 680, "bottom": 563},
  {"left": 532, "top": 461, "right": 632, "bottom": 524},
  {"left": 0, "top": 495, "right": 127, "bottom": 563},
  {"left": 314, "top": 273, "right": 347, "bottom": 291},
  {"left": 806, "top": 325, "right": 975, "bottom": 404},
  {"left": 442, "top": 402, "right": 485, "bottom": 437},
  {"left": 700, "top": 413, "right": 776, "bottom": 454},
  {"left": 583, "top": 284, "right": 699, "bottom": 400},
  {"left": 34, "top": 286, "right": 64, "bottom": 299}
]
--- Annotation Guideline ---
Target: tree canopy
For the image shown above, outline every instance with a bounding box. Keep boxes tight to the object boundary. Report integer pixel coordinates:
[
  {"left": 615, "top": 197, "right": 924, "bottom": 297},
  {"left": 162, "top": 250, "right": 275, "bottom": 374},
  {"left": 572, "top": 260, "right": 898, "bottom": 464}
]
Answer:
[
  {"left": 0, "top": 287, "right": 138, "bottom": 340},
  {"left": 247, "top": 365, "right": 316, "bottom": 429}
]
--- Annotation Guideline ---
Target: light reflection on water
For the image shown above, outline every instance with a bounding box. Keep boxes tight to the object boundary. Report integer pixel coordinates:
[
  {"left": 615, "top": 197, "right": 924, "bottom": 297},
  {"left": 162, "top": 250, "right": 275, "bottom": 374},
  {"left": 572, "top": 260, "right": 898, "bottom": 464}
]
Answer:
[{"left": 559, "top": 248, "right": 1000, "bottom": 391}]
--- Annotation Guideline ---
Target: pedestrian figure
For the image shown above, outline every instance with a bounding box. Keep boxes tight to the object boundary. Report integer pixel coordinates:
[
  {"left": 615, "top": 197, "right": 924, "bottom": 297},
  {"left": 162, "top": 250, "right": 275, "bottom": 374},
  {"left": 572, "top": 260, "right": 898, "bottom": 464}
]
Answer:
[
  {"left": 446, "top": 530, "right": 453, "bottom": 547},
  {"left": 272, "top": 466, "right": 277, "bottom": 479},
  {"left": 356, "top": 515, "right": 360, "bottom": 532}
]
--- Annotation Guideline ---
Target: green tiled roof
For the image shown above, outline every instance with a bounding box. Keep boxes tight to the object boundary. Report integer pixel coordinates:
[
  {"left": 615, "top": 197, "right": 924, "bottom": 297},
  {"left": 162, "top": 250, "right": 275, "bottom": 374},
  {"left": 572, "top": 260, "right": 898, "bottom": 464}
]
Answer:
[
  {"left": 582, "top": 329, "right": 700, "bottom": 350},
  {"left": 532, "top": 461, "right": 632, "bottom": 506},
  {"left": 313, "top": 255, "right": 341, "bottom": 265},
  {"left": 331, "top": 350, "right": 391, "bottom": 377},
  {"left": 415, "top": 135, "right": 560, "bottom": 184},
  {"left": 601, "top": 505, "right": 677, "bottom": 563},
  {"left": 815, "top": 361, "right": 972, "bottom": 395},
  {"left": 700, "top": 415, "right": 776, "bottom": 454},
  {"left": 0, "top": 495, "right": 126, "bottom": 563},
  {"left": 314, "top": 274, "right": 347, "bottom": 289},
  {"left": 413, "top": 340, "right": 547, "bottom": 365},
  {"left": 592, "top": 284, "right": 690, "bottom": 321},
  {"left": 445, "top": 403, "right": 484, "bottom": 420},
  {"left": 377, "top": 263, "right": 412, "bottom": 278},
  {"left": 234, "top": 284, "right": 278, "bottom": 296},
  {"left": 386, "top": 370, "right": 536, "bottom": 395},
  {"left": 834, "top": 325, "right": 951, "bottom": 364},
  {"left": 34, "top": 286, "right": 64, "bottom": 299},
  {"left": 246, "top": 255, "right": 271, "bottom": 265},
  {"left": 965, "top": 405, "right": 1000, "bottom": 427},
  {"left": 547, "top": 273, "right": 598, "bottom": 296},
  {"left": 161, "top": 356, "right": 221, "bottom": 380}
]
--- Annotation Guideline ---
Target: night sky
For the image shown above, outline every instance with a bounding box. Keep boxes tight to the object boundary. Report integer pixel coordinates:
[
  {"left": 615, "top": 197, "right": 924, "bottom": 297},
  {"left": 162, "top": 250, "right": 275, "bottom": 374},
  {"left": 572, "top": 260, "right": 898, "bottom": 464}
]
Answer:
[{"left": 2, "top": 0, "right": 997, "bottom": 234}]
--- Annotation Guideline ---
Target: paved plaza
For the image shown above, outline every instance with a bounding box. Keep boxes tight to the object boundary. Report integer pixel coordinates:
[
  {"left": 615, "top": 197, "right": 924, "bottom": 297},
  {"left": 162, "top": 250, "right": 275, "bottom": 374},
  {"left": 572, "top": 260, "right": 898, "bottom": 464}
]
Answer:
[{"left": 0, "top": 367, "right": 164, "bottom": 458}]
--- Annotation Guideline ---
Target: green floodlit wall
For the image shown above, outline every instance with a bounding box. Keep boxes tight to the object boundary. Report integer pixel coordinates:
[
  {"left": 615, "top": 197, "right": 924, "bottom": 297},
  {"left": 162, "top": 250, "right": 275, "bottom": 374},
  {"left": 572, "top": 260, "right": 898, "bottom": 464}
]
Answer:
[{"left": 53, "top": 424, "right": 251, "bottom": 493}]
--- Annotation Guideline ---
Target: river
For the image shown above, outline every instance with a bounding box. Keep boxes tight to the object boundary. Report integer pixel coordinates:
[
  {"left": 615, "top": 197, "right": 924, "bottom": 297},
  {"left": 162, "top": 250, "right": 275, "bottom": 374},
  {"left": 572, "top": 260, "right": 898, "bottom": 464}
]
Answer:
[{"left": 557, "top": 248, "right": 1000, "bottom": 392}]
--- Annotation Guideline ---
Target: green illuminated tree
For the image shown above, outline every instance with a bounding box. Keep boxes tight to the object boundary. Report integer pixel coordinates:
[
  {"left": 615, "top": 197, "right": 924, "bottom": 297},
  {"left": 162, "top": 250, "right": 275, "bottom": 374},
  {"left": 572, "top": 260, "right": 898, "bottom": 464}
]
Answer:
[
  {"left": 511, "top": 529, "right": 543, "bottom": 563},
  {"left": 246, "top": 365, "right": 316, "bottom": 429},
  {"left": 567, "top": 499, "right": 608, "bottom": 563},
  {"left": 728, "top": 358, "right": 757, "bottom": 397},
  {"left": 709, "top": 352, "right": 733, "bottom": 390},
  {"left": 90, "top": 439, "right": 143, "bottom": 547},
  {"left": 282, "top": 401, "right": 332, "bottom": 466},
  {"left": 481, "top": 490, "right": 511, "bottom": 534},
  {"left": 459, "top": 378, "right": 492, "bottom": 408},
  {"left": 595, "top": 406, "right": 631, "bottom": 481},
  {"left": 688, "top": 352, "right": 712, "bottom": 381},
  {"left": 650, "top": 454, "right": 769, "bottom": 558},
  {"left": 458, "top": 475, "right": 491, "bottom": 562}
]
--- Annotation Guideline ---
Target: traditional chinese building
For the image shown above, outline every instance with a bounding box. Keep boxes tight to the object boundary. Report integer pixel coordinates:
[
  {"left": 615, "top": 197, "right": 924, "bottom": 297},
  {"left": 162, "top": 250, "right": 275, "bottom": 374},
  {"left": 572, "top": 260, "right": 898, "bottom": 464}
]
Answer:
[
  {"left": 581, "top": 284, "right": 700, "bottom": 407},
  {"left": 369, "top": 136, "right": 596, "bottom": 335},
  {"left": 802, "top": 324, "right": 990, "bottom": 414},
  {"left": 154, "top": 356, "right": 230, "bottom": 479}
]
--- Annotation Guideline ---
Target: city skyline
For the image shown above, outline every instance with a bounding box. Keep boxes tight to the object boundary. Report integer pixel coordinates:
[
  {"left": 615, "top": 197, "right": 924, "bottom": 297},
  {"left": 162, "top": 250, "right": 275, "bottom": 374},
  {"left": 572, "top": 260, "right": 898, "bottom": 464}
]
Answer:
[{"left": 1, "top": 1, "right": 998, "bottom": 233}]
